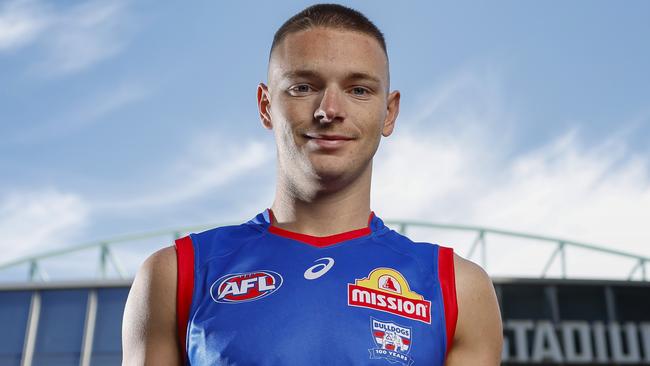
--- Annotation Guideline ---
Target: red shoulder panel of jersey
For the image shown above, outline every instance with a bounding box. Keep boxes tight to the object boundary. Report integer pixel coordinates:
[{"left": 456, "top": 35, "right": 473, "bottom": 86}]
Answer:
[
  {"left": 175, "top": 235, "right": 195, "bottom": 364},
  {"left": 438, "top": 245, "right": 458, "bottom": 357}
]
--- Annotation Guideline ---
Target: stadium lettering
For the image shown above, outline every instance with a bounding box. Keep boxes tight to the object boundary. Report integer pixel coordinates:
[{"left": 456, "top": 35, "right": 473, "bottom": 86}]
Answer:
[{"left": 502, "top": 320, "right": 650, "bottom": 364}]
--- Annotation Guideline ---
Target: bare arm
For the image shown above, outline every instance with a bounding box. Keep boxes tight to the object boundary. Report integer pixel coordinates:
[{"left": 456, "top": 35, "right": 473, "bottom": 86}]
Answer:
[
  {"left": 445, "top": 254, "right": 503, "bottom": 366},
  {"left": 122, "top": 246, "right": 182, "bottom": 366}
]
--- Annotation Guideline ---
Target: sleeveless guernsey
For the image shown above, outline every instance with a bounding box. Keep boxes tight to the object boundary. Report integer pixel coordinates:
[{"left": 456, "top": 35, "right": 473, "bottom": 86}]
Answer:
[{"left": 175, "top": 209, "right": 457, "bottom": 366}]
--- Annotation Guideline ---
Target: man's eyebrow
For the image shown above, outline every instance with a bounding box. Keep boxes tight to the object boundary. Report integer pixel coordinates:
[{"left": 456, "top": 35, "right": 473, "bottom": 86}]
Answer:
[
  {"left": 281, "top": 69, "right": 321, "bottom": 80},
  {"left": 281, "top": 70, "right": 382, "bottom": 85},
  {"left": 346, "top": 72, "right": 381, "bottom": 85}
]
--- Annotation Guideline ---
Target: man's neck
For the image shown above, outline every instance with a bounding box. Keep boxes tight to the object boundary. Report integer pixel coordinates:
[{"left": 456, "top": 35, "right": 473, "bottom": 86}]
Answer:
[{"left": 270, "top": 165, "right": 372, "bottom": 237}]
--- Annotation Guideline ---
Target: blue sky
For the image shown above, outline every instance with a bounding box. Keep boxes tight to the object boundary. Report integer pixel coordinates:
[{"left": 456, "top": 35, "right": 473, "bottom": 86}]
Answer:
[{"left": 1, "top": 1, "right": 649, "bottom": 278}]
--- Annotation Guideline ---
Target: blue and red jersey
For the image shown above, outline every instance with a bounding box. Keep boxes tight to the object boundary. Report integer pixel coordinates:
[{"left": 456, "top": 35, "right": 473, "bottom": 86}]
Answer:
[{"left": 175, "top": 208, "right": 457, "bottom": 365}]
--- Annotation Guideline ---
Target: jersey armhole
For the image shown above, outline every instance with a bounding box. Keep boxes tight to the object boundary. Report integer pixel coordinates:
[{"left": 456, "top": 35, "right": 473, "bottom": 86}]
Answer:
[
  {"left": 175, "top": 235, "right": 195, "bottom": 365},
  {"left": 438, "top": 245, "right": 458, "bottom": 358}
]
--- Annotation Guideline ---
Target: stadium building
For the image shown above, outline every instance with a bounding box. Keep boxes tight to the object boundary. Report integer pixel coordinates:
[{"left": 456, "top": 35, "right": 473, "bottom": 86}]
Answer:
[{"left": 1, "top": 219, "right": 649, "bottom": 366}]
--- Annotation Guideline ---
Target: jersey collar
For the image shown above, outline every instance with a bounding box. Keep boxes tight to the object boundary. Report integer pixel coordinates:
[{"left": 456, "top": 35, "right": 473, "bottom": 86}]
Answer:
[{"left": 264, "top": 208, "right": 376, "bottom": 247}]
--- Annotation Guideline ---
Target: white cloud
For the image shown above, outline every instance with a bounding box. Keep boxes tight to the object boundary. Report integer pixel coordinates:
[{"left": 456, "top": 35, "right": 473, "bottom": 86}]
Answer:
[
  {"left": 373, "top": 69, "right": 650, "bottom": 280},
  {"left": 0, "top": 0, "right": 132, "bottom": 75},
  {"left": 38, "top": 1, "right": 129, "bottom": 75},
  {"left": 97, "top": 136, "right": 272, "bottom": 210},
  {"left": 0, "top": 0, "right": 50, "bottom": 51},
  {"left": 0, "top": 189, "right": 89, "bottom": 264},
  {"left": 77, "top": 82, "right": 150, "bottom": 122},
  {"left": 6, "top": 81, "right": 151, "bottom": 145},
  {"left": 0, "top": 133, "right": 270, "bottom": 276}
]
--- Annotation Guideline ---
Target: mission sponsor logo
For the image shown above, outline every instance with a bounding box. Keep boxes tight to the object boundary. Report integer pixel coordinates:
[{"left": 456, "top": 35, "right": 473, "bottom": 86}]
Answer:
[
  {"left": 348, "top": 268, "right": 431, "bottom": 324},
  {"left": 210, "top": 270, "right": 283, "bottom": 304},
  {"left": 369, "top": 317, "right": 415, "bottom": 366}
]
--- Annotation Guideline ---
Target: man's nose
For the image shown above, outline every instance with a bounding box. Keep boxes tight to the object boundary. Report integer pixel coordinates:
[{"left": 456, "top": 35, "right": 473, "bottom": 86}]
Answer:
[{"left": 314, "top": 87, "right": 346, "bottom": 123}]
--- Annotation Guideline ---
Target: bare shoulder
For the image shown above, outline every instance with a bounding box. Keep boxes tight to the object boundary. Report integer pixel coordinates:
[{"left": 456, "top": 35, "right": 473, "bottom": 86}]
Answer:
[
  {"left": 137, "top": 246, "right": 177, "bottom": 285},
  {"left": 445, "top": 253, "right": 503, "bottom": 366},
  {"left": 122, "top": 246, "right": 181, "bottom": 366},
  {"left": 452, "top": 253, "right": 500, "bottom": 336},
  {"left": 125, "top": 246, "right": 177, "bottom": 316},
  {"left": 453, "top": 253, "right": 494, "bottom": 297}
]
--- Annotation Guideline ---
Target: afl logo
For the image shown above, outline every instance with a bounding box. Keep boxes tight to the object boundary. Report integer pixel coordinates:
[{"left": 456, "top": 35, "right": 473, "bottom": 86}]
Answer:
[{"left": 210, "top": 270, "right": 283, "bottom": 304}]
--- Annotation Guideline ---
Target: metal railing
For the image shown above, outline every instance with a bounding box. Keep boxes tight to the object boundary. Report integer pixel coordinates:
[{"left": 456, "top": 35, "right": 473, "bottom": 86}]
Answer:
[
  {"left": 0, "top": 219, "right": 648, "bottom": 282},
  {"left": 390, "top": 220, "right": 649, "bottom": 281}
]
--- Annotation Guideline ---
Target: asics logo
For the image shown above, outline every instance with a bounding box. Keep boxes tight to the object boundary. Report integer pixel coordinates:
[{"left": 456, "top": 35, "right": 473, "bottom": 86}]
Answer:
[{"left": 304, "top": 257, "right": 335, "bottom": 280}]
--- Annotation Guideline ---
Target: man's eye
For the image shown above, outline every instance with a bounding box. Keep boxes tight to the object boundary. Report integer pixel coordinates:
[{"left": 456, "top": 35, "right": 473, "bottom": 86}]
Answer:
[
  {"left": 291, "top": 84, "right": 312, "bottom": 93},
  {"left": 351, "top": 87, "right": 368, "bottom": 96}
]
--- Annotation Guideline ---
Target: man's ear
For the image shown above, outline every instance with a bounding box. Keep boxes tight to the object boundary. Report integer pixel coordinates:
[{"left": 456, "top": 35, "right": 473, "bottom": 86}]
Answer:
[
  {"left": 257, "top": 83, "right": 272, "bottom": 129},
  {"left": 382, "top": 90, "right": 400, "bottom": 137}
]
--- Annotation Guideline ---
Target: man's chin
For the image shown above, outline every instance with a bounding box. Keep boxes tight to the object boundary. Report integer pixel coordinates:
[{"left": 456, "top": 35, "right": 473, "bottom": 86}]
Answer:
[
  {"left": 304, "top": 162, "right": 350, "bottom": 182},
  {"left": 302, "top": 155, "right": 370, "bottom": 185},
  {"left": 310, "top": 167, "right": 347, "bottom": 182}
]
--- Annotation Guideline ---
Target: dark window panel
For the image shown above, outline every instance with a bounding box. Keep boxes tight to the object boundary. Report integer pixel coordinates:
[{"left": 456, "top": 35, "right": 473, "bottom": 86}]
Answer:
[
  {"left": 614, "top": 285, "right": 650, "bottom": 322},
  {"left": 89, "top": 354, "right": 123, "bottom": 366},
  {"left": 90, "top": 288, "right": 130, "bottom": 366},
  {"left": 0, "top": 356, "right": 23, "bottom": 366},
  {"left": 0, "top": 291, "right": 32, "bottom": 366},
  {"left": 557, "top": 285, "right": 607, "bottom": 321},
  {"left": 500, "top": 284, "right": 553, "bottom": 320},
  {"left": 32, "top": 289, "right": 87, "bottom": 366}
]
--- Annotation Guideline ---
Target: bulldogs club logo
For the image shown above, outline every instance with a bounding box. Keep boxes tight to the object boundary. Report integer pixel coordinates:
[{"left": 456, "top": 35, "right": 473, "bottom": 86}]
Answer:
[
  {"left": 210, "top": 270, "right": 283, "bottom": 303},
  {"left": 369, "top": 318, "right": 415, "bottom": 366},
  {"left": 348, "top": 268, "right": 432, "bottom": 324}
]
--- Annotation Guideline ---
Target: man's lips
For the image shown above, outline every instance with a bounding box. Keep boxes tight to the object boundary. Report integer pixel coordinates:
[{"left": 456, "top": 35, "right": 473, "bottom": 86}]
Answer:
[
  {"left": 304, "top": 133, "right": 354, "bottom": 149},
  {"left": 304, "top": 133, "right": 354, "bottom": 140}
]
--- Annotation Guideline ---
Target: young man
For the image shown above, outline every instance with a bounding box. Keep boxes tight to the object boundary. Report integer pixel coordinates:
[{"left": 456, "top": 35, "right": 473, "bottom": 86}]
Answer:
[{"left": 123, "top": 4, "right": 502, "bottom": 365}]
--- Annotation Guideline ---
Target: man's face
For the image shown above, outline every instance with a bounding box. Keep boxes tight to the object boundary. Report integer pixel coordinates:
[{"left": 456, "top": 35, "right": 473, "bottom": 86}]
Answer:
[{"left": 258, "top": 27, "right": 400, "bottom": 185}]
